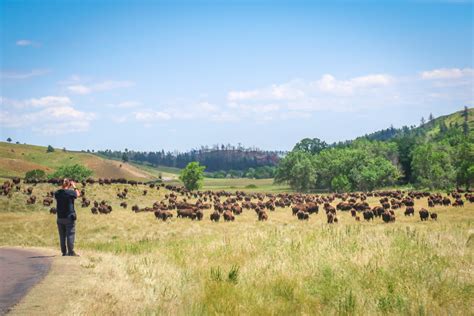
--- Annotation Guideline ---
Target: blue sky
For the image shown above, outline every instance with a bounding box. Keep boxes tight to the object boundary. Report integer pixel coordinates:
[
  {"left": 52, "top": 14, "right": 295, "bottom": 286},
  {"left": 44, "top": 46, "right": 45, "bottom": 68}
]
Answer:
[{"left": 1, "top": 0, "right": 473, "bottom": 151}]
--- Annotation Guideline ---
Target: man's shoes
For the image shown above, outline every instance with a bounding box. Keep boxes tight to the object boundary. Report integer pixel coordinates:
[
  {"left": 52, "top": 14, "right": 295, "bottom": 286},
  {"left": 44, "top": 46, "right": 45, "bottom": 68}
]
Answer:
[
  {"left": 62, "top": 253, "right": 67, "bottom": 256},
  {"left": 68, "top": 251, "right": 80, "bottom": 257}
]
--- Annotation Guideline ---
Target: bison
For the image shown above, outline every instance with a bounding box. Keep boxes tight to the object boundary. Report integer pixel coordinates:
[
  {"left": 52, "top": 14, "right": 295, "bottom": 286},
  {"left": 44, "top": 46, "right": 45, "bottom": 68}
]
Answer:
[
  {"left": 419, "top": 208, "right": 429, "bottom": 221},
  {"left": 223, "top": 210, "right": 235, "bottom": 221},
  {"left": 210, "top": 211, "right": 220, "bottom": 222}
]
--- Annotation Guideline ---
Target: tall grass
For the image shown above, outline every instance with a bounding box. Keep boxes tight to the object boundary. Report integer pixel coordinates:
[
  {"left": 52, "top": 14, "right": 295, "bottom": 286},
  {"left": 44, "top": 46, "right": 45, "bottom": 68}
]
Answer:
[{"left": 1, "top": 182, "right": 473, "bottom": 315}]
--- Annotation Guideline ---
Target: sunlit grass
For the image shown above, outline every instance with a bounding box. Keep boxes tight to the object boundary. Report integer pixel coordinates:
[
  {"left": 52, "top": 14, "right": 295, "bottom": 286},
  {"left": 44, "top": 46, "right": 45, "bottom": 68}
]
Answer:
[{"left": 1, "top": 181, "right": 473, "bottom": 315}]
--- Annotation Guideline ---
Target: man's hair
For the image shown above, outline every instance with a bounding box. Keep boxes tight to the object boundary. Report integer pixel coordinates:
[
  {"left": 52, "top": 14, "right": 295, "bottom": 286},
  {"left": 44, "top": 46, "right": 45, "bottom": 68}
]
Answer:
[{"left": 62, "top": 178, "right": 71, "bottom": 188}]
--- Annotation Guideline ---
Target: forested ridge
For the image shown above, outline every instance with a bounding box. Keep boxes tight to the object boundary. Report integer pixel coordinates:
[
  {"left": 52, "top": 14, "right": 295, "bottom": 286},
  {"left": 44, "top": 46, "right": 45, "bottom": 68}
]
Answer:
[
  {"left": 275, "top": 107, "right": 474, "bottom": 191},
  {"left": 95, "top": 144, "right": 282, "bottom": 173}
]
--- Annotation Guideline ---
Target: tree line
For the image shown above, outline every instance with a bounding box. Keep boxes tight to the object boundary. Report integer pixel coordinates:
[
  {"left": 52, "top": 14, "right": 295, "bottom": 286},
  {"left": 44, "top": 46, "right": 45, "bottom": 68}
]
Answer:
[
  {"left": 95, "top": 144, "right": 282, "bottom": 172},
  {"left": 275, "top": 107, "right": 473, "bottom": 192}
]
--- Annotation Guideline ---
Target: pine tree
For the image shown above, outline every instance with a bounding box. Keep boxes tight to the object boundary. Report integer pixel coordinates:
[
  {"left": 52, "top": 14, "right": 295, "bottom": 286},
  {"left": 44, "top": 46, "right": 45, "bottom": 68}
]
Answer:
[{"left": 420, "top": 117, "right": 426, "bottom": 126}]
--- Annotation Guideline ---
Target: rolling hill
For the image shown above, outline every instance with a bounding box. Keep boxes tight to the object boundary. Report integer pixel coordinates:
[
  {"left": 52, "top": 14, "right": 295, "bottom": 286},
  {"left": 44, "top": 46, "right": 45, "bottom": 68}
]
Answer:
[
  {"left": 362, "top": 107, "right": 473, "bottom": 142},
  {"left": 0, "top": 142, "right": 156, "bottom": 180}
]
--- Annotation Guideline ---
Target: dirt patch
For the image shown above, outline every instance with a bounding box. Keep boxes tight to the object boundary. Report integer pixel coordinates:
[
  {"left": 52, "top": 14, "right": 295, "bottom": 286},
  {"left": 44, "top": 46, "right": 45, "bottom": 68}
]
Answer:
[{"left": 82, "top": 157, "right": 153, "bottom": 180}]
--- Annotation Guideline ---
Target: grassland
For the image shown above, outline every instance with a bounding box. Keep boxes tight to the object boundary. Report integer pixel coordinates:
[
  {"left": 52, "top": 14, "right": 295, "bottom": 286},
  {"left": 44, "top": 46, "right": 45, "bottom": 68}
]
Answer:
[
  {"left": 1, "top": 180, "right": 472, "bottom": 315},
  {"left": 0, "top": 142, "right": 155, "bottom": 180}
]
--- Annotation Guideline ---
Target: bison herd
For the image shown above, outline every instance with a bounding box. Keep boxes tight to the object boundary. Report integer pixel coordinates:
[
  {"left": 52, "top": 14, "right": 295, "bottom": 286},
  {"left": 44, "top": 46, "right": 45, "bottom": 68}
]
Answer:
[{"left": 1, "top": 177, "right": 474, "bottom": 225}]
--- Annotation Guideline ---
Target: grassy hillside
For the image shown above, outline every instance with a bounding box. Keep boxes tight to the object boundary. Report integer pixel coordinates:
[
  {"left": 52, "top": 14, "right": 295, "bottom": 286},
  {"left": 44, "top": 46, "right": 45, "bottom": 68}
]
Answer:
[
  {"left": 423, "top": 107, "right": 474, "bottom": 137},
  {"left": 0, "top": 142, "right": 155, "bottom": 180},
  {"left": 363, "top": 107, "right": 473, "bottom": 141}
]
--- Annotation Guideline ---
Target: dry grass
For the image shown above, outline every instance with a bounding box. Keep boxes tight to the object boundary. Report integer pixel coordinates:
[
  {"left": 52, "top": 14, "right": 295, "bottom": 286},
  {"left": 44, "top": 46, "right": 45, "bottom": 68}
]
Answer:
[
  {"left": 1, "top": 181, "right": 473, "bottom": 315},
  {"left": 0, "top": 142, "right": 154, "bottom": 180}
]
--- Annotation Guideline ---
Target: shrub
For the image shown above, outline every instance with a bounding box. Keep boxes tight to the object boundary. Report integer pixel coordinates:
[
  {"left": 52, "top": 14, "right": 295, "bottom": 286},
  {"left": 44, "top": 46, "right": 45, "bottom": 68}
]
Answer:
[
  {"left": 49, "top": 164, "right": 93, "bottom": 181},
  {"left": 25, "top": 169, "right": 47, "bottom": 182}
]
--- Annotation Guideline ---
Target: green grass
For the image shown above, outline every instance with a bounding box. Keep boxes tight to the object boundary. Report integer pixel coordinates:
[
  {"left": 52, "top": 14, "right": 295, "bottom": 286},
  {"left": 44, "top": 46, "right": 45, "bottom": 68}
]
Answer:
[{"left": 1, "top": 180, "right": 472, "bottom": 315}]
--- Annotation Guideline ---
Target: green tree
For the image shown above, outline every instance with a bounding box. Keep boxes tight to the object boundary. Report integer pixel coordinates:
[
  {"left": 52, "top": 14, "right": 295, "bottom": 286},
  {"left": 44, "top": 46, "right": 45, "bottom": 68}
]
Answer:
[
  {"left": 275, "top": 151, "right": 316, "bottom": 192},
  {"left": 7, "top": 137, "right": 12, "bottom": 143},
  {"left": 47, "top": 145, "right": 54, "bottom": 153},
  {"left": 122, "top": 152, "right": 129, "bottom": 163},
  {"left": 49, "top": 164, "right": 93, "bottom": 181},
  {"left": 331, "top": 175, "right": 351, "bottom": 192},
  {"left": 179, "top": 162, "right": 206, "bottom": 190},
  {"left": 454, "top": 140, "right": 474, "bottom": 189},
  {"left": 293, "top": 138, "right": 327, "bottom": 154},
  {"left": 411, "top": 143, "right": 456, "bottom": 190},
  {"left": 25, "top": 169, "right": 47, "bottom": 182},
  {"left": 420, "top": 116, "right": 426, "bottom": 126}
]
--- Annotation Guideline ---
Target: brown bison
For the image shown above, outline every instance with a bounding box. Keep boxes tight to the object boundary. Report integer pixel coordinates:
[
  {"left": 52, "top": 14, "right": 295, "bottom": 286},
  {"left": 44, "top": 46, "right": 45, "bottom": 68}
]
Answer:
[
  {"left": 154, "top": 210, "right": 173, "bottom": 221},
  {"left": 296, "top": 210, "right": 309, "bottom": 220},
  {"left": 363, "top": 210, "right": 374, "bottom": 221},
  {"left": 210, "top": 211, "right": 220, "bottom": 222},
  {"left": 419, "top": 208, "right": 429, "bottom": 221},
  {"left": 258, "top": 210, "right": 268, "bottom": 221},
  {"left": 223, "top": 210, "right": 235, "bottom": 221},
  {"left": 404, "top": 206, "right": 415, "bottom": 216},
  {"left": 382, "top": 211, "right": 395, "bottom": 223}
]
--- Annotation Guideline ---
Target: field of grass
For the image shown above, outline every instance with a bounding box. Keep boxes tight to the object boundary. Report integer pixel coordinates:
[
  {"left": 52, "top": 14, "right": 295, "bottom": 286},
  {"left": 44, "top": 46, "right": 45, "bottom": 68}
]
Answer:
[
  {"left": 0, "top": 142, "right": 155, "bottom": 180},
  {"left": 1, "top": 180, "right": 473, "bottom": 315}
]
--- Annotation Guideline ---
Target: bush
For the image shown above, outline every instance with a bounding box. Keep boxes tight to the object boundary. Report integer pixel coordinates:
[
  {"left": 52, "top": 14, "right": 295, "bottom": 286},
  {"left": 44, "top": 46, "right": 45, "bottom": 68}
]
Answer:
[
  {"left": 49, "top": 164, "right": 93, "bottom": 181},
  {"left": 47, "top": 145, "right": 54, "bottom": 153},
  {"left": 179, "top": 162, "right": 206, "bottom": 191},
  {"left": 25, "top": 169, "right": 47, "bottom": 182}
]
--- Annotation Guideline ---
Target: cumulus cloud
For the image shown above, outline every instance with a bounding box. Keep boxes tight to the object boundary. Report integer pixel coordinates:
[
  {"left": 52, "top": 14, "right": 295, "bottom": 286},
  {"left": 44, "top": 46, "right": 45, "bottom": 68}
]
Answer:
[
  {"left": 314, "top": 74, "right": 393, "bottom": 95},
  {"left": 228, "top": 74, "right": 393, "bottom": 102},
  {"left": 67, "top": 80, "right": 135, "bottom": 95},
  {"left": 420, "top": 68, "right": 473, "bottom": 80},
  {"left": 228, "top": 80, "right": 306, "bottom": 101},
  {"left": 0, "top": 96, "right": 96, "bottom": 134},
  {"left": 1, "top": 96, "right": 72, "bottom": 109},
  {"left": 0, "top": 69, "right": 50, "bottom": 80}
]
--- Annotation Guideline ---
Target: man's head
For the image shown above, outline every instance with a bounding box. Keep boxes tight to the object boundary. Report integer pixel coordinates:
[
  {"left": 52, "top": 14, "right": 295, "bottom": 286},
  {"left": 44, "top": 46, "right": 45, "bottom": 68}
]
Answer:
[{"left": 62, "top": 178, "right": 71, "bottom": 189}]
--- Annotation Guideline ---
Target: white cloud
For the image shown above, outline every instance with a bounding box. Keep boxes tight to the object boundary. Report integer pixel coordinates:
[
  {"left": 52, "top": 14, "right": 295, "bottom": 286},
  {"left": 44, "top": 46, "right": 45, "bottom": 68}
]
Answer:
[
  {"left": 29, "top": 96, "right": 72, "bottom": 108},
  {"left": 313, "top": 74, "right": 393, "bottom": 95},
  {"left": 134, "top": 110, "right": 171, "bottom": 122},
  {"left": 107, "top": 101, "right": 141, "bottom": 109},
  {"left": 0, "top": 69, "right": 50, "bottom": 80},
  {"left": 16, "top": 39, "right": 40, "bottom": 47},
  {"left": 420, "top": 68, "right": 474, "bottom": 80},
  {"left": 1, "top": 96, "right": 72, "bottom": 109},
  {"left": 0, "top": 97, "right": 96, "bottom": 134},
  {"left": 67, "top": 80, "right": 135, "bottom": 95},
  {"left": 67, "top": 85, "right": 91, "bottom": 94},
  {"left": 228, "top": 80, "right": 305, "bottom": 101},
  {"left": 228, "top": 74, "right": 393, "bottom": 102}
]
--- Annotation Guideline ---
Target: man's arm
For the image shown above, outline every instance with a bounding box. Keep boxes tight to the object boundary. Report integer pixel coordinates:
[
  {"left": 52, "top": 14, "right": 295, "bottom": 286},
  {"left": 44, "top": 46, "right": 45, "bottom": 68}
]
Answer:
[{"left": 70, "top": 181, "right": 81, "bottom": 198}]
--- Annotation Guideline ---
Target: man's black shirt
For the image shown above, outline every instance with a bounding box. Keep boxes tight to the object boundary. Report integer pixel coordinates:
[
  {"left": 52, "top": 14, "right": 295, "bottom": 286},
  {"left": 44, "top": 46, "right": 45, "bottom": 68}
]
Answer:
[{"left": 54, "top": 189, "right": 78, "bottom": 220}]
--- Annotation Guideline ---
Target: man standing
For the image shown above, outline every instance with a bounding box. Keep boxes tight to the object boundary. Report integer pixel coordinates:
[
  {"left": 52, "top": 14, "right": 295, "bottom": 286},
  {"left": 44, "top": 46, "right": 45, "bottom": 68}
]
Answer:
[{"left": 54, "top": 178, "right": 81, "bottom": 256}]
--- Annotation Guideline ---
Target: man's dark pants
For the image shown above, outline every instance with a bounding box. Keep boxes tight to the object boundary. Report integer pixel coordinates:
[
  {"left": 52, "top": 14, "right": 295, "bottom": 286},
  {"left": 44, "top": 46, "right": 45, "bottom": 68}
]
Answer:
[{"left": 57, "top": 218, "right": 75, "bottom": 255}]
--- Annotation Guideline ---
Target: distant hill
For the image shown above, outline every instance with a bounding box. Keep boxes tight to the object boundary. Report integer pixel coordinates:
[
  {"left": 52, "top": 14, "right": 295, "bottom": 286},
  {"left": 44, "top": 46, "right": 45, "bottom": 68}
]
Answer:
[
  {"left": 97, "top": 145, "right": 281, "bottom": 172},
  {"left": 0, "top": 142, "right": 156, "bottom": 180},
  {"left": 361, "top": 107, "right": 473, "bottom": 142}
]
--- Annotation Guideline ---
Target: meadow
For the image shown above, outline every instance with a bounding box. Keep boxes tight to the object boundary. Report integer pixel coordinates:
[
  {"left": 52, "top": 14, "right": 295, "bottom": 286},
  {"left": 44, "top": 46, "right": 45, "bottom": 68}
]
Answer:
[{"left": 1, "top": 180, "right": 473, "bottom": 315}]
